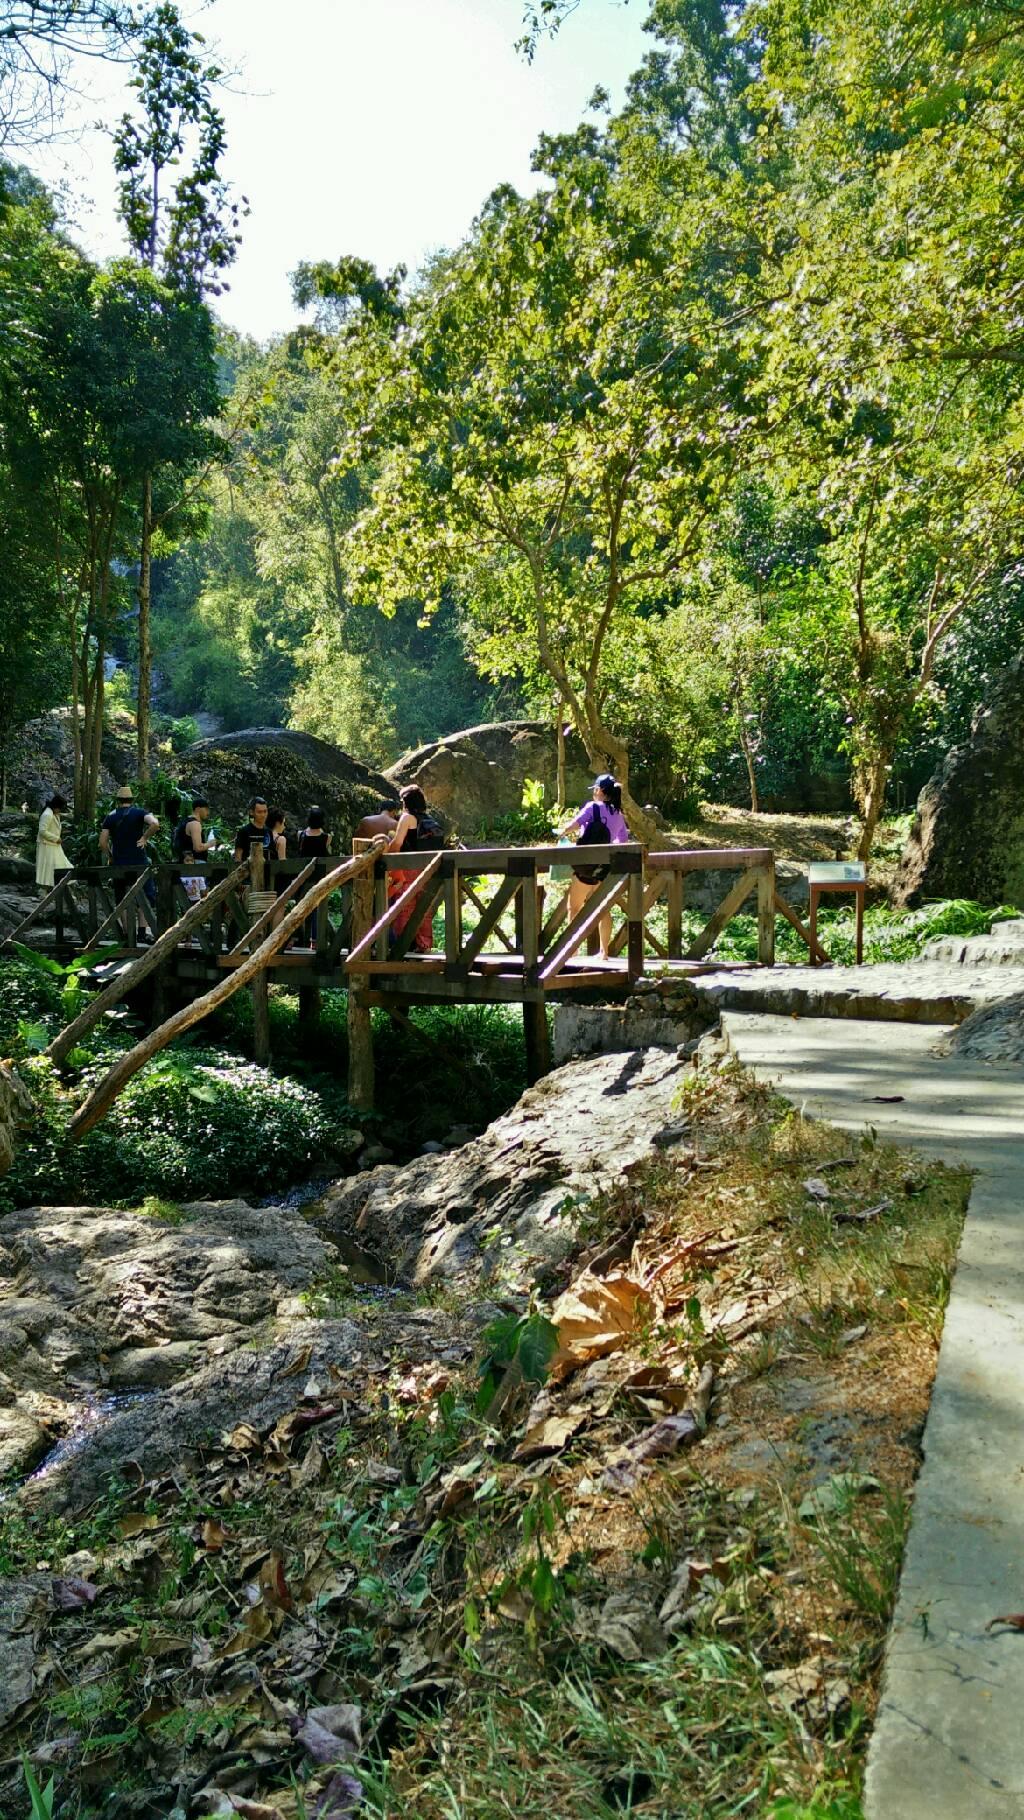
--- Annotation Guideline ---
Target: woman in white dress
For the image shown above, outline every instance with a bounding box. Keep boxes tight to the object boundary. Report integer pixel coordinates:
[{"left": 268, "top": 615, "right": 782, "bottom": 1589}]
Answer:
[{"left": 36, "top": 793, "right": 71, "bottom": 891}]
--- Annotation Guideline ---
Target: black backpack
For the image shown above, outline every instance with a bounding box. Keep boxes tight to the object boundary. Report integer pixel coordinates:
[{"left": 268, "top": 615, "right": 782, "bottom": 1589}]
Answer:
[
  {"left": 573, "top": 804, "right": 611, "bottom": 884},
  {"left": 411, "top": 813, "right": 445, "bottom": 851},
  {"left": 172, "top": 815, "right": 197, "bottom": 859}
]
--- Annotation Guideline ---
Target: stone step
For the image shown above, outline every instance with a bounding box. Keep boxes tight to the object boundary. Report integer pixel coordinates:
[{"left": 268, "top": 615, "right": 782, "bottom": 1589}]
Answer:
[{"left": 691, "top": 961, "right": 1024, "bottom": 1026}]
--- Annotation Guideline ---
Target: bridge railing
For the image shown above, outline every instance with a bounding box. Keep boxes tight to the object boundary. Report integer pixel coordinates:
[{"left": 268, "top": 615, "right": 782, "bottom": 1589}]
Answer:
[{"left": 2, "top": 844, "right": 781, "bottom": 976}]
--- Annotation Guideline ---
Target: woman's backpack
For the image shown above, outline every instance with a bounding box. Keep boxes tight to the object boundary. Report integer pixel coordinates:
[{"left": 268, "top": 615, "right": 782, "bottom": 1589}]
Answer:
[
  {"left": 573, "top": 804, "right": 611, "bottom": 884},
  {"left": 411, "top": 812, "right": 445, "bottom": 851}
]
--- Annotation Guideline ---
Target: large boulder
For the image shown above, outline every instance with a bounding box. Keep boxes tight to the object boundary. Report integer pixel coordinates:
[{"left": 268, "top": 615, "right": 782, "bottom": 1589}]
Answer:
[
  {"left": 317, "top": 1047, "right": 691, "bottom": 1288},
  {"left": 893, "top": 656, "right": 1024, "bottom": 909},
  {"left": 386, "top": 719, "right": 594, "bottom": 833},
  {"left": 181, "top": 727, "right": 396, "bottom": 846}
]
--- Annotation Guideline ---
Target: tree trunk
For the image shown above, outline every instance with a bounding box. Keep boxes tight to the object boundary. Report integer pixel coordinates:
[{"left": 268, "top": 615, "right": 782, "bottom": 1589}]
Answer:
[
  {"left": 578, "top": 698, "right": 663, "bottom": 847},
  {"left": 84, "top": 642, "right": 105, "bottom": 823},
  {"left": 854, "top": 750, "right": 890, "bottom": 863},
  {"left": 137, "top": 472, "right": 153, "bottom": 783},
  {"left": 737, "top": 707, "right": 759, "bottom": 813},
  {"left": 555, "top": 700, "right": 566, "bottom": 811},
  {"left": 70, "top": 610, "right": 83, "bottom": 813}
]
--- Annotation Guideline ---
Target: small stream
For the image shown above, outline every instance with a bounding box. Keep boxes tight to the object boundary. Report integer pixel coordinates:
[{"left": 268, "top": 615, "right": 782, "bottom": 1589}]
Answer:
[{"left": 0, "top": 1392, "right": 153, "bottom": 1506}]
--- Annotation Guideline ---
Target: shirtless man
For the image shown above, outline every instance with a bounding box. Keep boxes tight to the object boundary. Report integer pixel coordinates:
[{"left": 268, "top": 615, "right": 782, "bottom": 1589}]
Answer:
[{"left": 355, "top": 807, "right": 399, "bottom": 841}]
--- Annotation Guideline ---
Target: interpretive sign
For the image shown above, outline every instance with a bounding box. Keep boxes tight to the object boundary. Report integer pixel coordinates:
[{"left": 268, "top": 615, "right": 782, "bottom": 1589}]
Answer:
[{"left": 808, "top": 861, "right": 866, "bottom": 884}]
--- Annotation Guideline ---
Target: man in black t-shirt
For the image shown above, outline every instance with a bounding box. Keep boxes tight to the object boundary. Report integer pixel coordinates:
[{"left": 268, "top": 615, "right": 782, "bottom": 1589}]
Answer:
[
  {"left": 99, "top": 785, "right": 160, "bottom": 939},
  {"left": 234, "top": 796, "right": 272, "bottom": 865}
]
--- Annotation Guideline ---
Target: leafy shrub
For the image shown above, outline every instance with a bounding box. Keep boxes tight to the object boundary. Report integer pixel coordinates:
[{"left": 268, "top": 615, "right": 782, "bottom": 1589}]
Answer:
[
  {"left": 0, "top": 1043, "right": 355, "bottom": 1213},
  {"left": 477, "top": 777, "right": 558, "bottom": 844},
  {"left": 0, "top": 957, "right": 65, "bottom": 1059},
  {"left": 700, "top": 898, "right": 1016, "bottom": 968}
]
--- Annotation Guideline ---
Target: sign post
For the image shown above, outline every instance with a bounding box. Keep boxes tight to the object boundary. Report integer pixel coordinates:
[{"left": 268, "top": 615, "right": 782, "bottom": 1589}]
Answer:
[{"left": 807, "top": 861, "right": 867, "bottom": 966}]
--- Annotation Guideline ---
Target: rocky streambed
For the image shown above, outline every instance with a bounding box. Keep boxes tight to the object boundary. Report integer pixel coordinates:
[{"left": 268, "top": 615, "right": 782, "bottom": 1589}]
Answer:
[{"left": 0, "top": 1048, "right": 692, "bottom": 1511}]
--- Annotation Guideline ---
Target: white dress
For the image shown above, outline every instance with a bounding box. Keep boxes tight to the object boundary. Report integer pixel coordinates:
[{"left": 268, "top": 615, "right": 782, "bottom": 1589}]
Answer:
[{"left": 36, "top": 807, "right": 71, "bottom": 888}]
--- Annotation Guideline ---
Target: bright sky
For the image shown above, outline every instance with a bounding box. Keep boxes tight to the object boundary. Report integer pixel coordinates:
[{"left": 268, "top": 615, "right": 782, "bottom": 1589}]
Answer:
[{"left": 24, "top": 0, "right": 651, "bottom": 343}]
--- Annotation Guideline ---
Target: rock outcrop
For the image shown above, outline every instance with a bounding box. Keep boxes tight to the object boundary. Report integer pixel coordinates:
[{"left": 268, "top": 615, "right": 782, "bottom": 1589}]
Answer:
[
  {"left": 0, "top": 1197, "right": 335, "bottom": 1481},
  {"left": 386, "top": 719, "right": 594, "bottom": 833},
  {"left": 893, "top": 655, "right": 1024, "bottom": 909},
  {"left": 942, "top": 993, "right": 1024, "bottom": 1063},
  {"left": 0, "top": 1064, "right": 32, "bottom": 1179},
  {"left": 317, "top": 1048, "right": 691, "bottom": 1288},
  {"left": 181, "top": 727, "right": 396, "bottom": 844}
]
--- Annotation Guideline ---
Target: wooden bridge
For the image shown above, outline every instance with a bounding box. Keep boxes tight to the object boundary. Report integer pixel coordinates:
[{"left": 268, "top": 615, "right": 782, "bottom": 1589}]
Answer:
[{"left": 5, "top": 839, "right": 818, "bottom": 1130}]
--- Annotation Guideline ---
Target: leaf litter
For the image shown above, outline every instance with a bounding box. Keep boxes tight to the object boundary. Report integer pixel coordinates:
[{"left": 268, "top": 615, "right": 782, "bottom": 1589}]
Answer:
[{"left": 0, "top": 1062, "right": 970, "bottom": 1818}]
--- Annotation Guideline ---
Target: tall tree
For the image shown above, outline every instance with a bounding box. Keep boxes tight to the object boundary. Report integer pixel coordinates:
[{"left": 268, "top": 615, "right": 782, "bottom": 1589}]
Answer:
[{"left": 112, "top": 0, "right": 241, "bottom": 779}]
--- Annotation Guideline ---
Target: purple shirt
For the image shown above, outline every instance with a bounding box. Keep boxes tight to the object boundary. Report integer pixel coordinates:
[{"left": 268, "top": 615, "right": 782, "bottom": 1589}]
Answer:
[{"left": 567, "top": 801, "right": 630, "bottom": 843}]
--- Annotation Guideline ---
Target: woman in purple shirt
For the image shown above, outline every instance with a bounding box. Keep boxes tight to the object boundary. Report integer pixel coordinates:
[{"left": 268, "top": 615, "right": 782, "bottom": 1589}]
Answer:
[{"left": 561, "top": 773, "right": 630, "bottom": 959}]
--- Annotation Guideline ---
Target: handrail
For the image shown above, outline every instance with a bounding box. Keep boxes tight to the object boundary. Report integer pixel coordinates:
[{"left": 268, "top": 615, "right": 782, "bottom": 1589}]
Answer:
[
  {"left": 345, "top": 851, "right": 444, "bottom": 964},
  {"left": 0, "top": 868, "right": 77, "bottom": 951},
  {"left": 69, "top": 844, "right": 385, "bottom": 1137},
  {"left": 47, "top": 864, "right": 249, "bottom": 1067},
  {"left": 226, "top": 858, "right": 317, "bottom": 956},
  {"left": 82, "top": 870, "right": 151, "bottom": 950}
]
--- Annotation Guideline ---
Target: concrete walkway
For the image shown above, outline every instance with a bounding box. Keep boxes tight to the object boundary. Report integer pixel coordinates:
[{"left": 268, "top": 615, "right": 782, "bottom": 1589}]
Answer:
[
  {"left": 721, "top": 1012, "right": 1024, "bottom": 1820},
  {"left": 695, "top": 960, "right": 1024, "bottom": 1028}
]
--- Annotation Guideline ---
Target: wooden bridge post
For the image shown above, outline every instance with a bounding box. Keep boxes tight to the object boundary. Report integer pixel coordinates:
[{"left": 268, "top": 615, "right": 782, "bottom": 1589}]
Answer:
[
  {"left": 666, "top": 866, "right": 684, "bottom": 959},
  {"left": 249, "top": 843, "right": 271, "bottom": 1064},
  {"left": 627, "top": 864, "right": 644, "bottom": 982},
  {"left": 757, "top": 853, "right": 776, "bottom": 965},
  {"left": 347, "top": 841, "right": 375, "bottom": 1110},
  {"left": 519, "top": 856, "right": 552, "bottom": 1083},
  {"left": 151, "top": 866, "right": 175, "bottom": 1027}
]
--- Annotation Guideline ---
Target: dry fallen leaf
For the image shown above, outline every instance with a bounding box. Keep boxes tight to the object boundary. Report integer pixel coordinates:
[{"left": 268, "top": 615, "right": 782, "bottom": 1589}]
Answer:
[
  {"left": 224, "top": 1422, "right": 262, "bottom": 1453},
  {"left": 600, "top": 1365, "right": 714, "bottom": 1492},
  {"left": 117, "top": 1514, "right": 160, "bottom": 1539},
  {"left": 50, "top": 1575, "right": 100, "bottom": 1610},
  {"left": 513, "top": 1408, "right": 588, "bottom": 1462},
  {"left": 259, "top": 1550, "right": 294, "bottom": 1614},
  {"left": 547, "top": 1270, "right": 655, "bottom": 1381},
  {"left": 987, "top": 1613, "right": 1024, "bottom": 1632},
  {"left": 592, "top": 1591, "right": 668, "bottom": 1661},
  {"left": 213, "top": 1607, "right": 274, "bottom": 1660},
  {"left": 277, "top": 1343, "right": 313, "bottom": 1381}
]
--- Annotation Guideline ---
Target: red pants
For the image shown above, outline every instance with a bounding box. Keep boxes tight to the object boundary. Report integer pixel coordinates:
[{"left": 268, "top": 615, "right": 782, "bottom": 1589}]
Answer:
[{"left": 388, "top": 870, "right": 433, "bottom": 952}]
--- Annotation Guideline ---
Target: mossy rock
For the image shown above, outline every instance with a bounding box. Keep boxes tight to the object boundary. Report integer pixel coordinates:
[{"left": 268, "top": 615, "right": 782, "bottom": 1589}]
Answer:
[
  {"left": 894, "top": 654, "right": 1024, "bottom": 910},
  {"left": 180, "top": 727, "right": 396, "bottom": 847}
]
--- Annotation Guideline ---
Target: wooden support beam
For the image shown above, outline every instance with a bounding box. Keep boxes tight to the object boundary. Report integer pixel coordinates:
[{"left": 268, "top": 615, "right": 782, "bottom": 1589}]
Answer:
[
  {"left": 46, "top": 865, "right": 249, "bottom": 1066},
  {"left": 0, "top": 871, "right": 76, "bottom": 951},
  {"left": 69, "top": 847, "right": 383, "bottom": 1137},
  {"left": 460, "top": 875, "right": 520, "bottom": 970},
  {"left": 226, "top": 859, "right": 317, "bottom": 957},
  {"left": 773, "top": 888, "right": 829, "bottom": 966},
  {"left": 609, "top": 876, "right": 666, "bottom": 958},
  {"left": 757, "top": 854, "right": 776, "bottom": 965},
  {"left": 347, "top": 847, "right": 377, "bottom": 1112},
  {"left": 627, "top": 868, "right": 644, "bottom": 981},
  {"left": 81, "top": 871, "right": 150, "bottom": 951},
  {"left": 390, "top": 874, "right": 446, "bottom": 962},
  {"left": 538, "top": 875, "right": 629, "bottom": 983},
  {"left": 685, "top": 865, "right": 759, "bottom": 962},
  {"left": 540, "top": 885, "right": 570, "bottom": 947},
  {"left": 646, "top": 847, "right": 773, "bottom": 873},
  {"left": 248, "top": 844, "right": 271, "bottom": 1065},
  {"left": 345, "top": 852, "right": 443, "bottom": 966},
  {"left": 523, "top": 1000, "right": 551, "bottom": 1083},
  {"left": 462, "top": 879, "right": 515, "bottom": 952}
]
